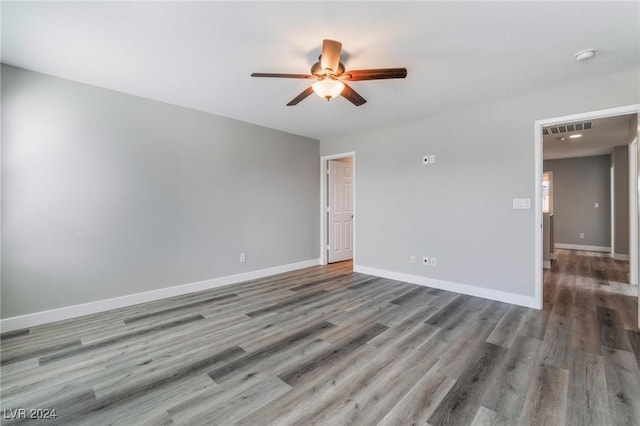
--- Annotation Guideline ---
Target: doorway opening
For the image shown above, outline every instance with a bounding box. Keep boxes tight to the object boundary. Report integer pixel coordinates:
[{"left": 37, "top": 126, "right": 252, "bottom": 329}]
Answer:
[
  {"left": 534, "top": 104, "right": 640, "bottom": 327},
  {"left": 320, "top": 152, "right": 355, "bottom": 267}
]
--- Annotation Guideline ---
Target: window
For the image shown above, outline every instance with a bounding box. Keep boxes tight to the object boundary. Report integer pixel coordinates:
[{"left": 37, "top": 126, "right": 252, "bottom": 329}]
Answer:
[{"left": 542, "top": 171, "right": 553, "bottom": 214}]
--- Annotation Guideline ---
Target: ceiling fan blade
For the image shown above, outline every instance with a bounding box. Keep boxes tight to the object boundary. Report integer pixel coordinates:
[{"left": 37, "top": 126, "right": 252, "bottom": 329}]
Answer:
[
  {"left": 320, "top": 39, "right": 342, "bottom": 74},
  {"left": 287, "top": 86, "right": 314, "bottom": 106},
  {"left": 340, "top": 68, "right": 407, "bottom": 81},
  {"left": 341, "top": 83, "right": 367, "bottom": 106},
  {"left": 251, "top": 73, "right": 314, "bottom": 79}
]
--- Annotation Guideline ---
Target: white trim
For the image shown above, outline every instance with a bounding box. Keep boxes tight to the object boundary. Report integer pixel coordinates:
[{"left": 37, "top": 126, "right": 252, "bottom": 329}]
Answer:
[
  {"left": 611, "top": 161, "right": 616, "bottom": 259},
  {"left": 554, "top": 243, "right": 611, "bottom": 253},
  {"left": 319, "top": 152, "right": 356, "bottom": 266},
  {"left": 355, "top": 265, "right": 539, "bottom": 309},
  {"left": 629, "top": 137, "right": 638, "bottom": 285},
  {"left": 0, "top": 258, "right": 321, "bottom": 333},
  {"left": 614, "top": 254, "right": 630, "bottom": 261},
  {"left": 534, "top": 104, "right": 640, "bottom": 311},
  {"left": 534, "top": 116, "right": 543, "bottom": 310},
  {"left": 543, "top": 261, "right": 551, "bottom": 269},
  {"left": 633, "top": 126, "right": 640, "bottom": 328}
]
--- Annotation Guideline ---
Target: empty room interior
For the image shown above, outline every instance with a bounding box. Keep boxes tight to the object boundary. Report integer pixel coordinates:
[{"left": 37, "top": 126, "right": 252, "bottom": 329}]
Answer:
[{"left": 1, "top": 1, "right": 640, "bottom": 425}]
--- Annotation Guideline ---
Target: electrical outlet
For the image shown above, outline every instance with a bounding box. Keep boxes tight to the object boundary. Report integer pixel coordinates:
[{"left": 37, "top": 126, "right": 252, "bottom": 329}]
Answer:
[
  {"left": 429, "top": 155, "right": 435, "bottom": 164},
  {"left": 410, "top": 256, "right": 416, "bottom": 264},
  {"left": 579, "top": 233, "right": 584, "bottom": 239},
  {"left": 594, "top": 202, "right": 599, "bottom": 208},
  {"left": 240, "top": 253, "right": 246, "bottom": 263},
  {"left": 422, "top": 256, "right": 429, "bottom": 265},
  {"left": 430, "top": 257, "right": 437, "bottom": 267}
]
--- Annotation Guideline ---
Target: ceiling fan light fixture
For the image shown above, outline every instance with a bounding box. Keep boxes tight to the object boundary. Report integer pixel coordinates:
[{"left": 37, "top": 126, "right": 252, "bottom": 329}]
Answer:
[
  {"left": 312, "top": 79, "right": 345, "bottom": 101},
  {"left": 251, "top": 39, "right": 407, "bottom": 106}
]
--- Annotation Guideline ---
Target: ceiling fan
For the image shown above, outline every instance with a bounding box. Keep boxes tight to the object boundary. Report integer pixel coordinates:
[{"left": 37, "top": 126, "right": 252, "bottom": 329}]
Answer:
[{"left": 251, "top": 39, "right": 407, "bottom": 106}]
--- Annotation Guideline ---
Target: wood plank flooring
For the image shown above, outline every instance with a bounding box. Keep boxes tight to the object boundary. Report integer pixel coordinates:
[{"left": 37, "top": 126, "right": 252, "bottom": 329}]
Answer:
[{"left": 1, "top": 249, "right": 639, "bottom": 425}]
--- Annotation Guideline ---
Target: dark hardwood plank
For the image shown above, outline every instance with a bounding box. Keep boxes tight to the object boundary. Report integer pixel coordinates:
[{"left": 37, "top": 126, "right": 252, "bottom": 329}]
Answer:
[
  {"left": 628, "top": 330, "right": 640, "bottom": 368},
  {"left": 377, "top": 369, "right": 455, "bottom": 425},
  {"left": 377, "top": 288, "right": 458, "bottom": 327},
  {"left": 518, "top": 306, "right": 549, "bottom": 341},
  {"left": 470, "top": 406, "right": 510, "bottom": 426},
  {"left": 233, "top": 341, "right": 379, "bottom": 426},
  {"left": 207, "top": 320, "right": 334, "bottom": 382},
  {"left": 565, "top": 349, "right": 610, "bottom": 426},
  {"left": 518, "top": 365, "right": 569, "bottom": 426},
  {"left": 389, "top": 286, "right": 431, "bottom": 305},
  {"left": 539, "top": 309, "right": 572, "bottom": 369},
  {"left": 424, "top": 294, "right": 471, "bottom": 327},
  {"left": 482, "top": 335, "right": 542, "bottom": 421},
  {"left": 122, "top": 293, "right": 237, "bottom": 323},
  {"left": 287, "top": 324, "right": 441, "bottom": 425},
  {"left": 570, "top": 282, "right": 601, "bottom": 354},
  {"left": 1, "top": 339, "right": 82, "bottom": 366},
  {"left": 601, "top": 347, "right": 640, "bottom": 426},
  {"left": 597, "top": 306, "right": 633, "bottom": 352},
  {"left": 436, "top": 303, "right": 509, "bottom": 379},
  {"left": 185, "top": 375, "right": 291, "bottom": 425},
  {"left": 245, "top": 289, "right": 329, "bottom": 317},
  {"left": 428, "top": 342, "right": 508, "bottom": 426},
  {"left": 0, "top": 329, "right": 30, "bottom": 340},
  {"left": 40, "top": 314, "right": 205, "bottom": 364},
  {"left": 486, "top": 304, "right": 526, "bottom": 349},
  {"left": 278, "top": 322, "right": 388, "bottom": 386},
  {"left": 614, "top": 294, "right": 639, "bottom": 331}
]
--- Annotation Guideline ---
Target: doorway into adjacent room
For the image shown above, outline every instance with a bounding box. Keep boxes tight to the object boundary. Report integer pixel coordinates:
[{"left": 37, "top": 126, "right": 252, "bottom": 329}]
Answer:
[
  {"left": 535, "top": 105, "right": 640, "bottom": 328},
  {"left": 320, "top": 152, "right": 355, "bottom": 267}
]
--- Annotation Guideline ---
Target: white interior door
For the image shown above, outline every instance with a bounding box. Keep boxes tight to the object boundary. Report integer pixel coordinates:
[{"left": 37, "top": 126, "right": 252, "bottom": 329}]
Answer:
[{"left": 328, "top": 159, "right": 353, "bottom": 263}]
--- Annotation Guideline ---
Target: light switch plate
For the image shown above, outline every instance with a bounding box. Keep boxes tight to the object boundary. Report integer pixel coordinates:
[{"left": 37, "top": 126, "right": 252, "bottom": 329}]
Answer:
[{"left": 512, "top": 198, "right": 531, "bottom": 209}]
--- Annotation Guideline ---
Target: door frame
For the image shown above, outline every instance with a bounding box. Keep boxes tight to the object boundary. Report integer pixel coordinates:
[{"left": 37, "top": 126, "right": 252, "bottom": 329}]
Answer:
[
  {"left": 320, "top": 152, "right": 355, "bottom": 265},
  {"left": 629, "top": 134, "right": 638, "bottom": 288},
  {"left": 534, "top": 104, "right": 640, "bottom": 313}
]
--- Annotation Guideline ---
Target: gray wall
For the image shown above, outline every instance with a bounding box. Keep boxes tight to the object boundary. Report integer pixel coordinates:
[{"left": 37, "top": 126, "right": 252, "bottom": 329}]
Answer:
[
  {"left": 544, "top": 156, "right": 611, "bottom": 248},
  {"left": 613, "top": 145, "right": 629, "bottom": 255},
  {"left": 1, "top": 65, "right": 320, "bottom": 318},
  {"left": 320, "top": 68, "right": 639, "bottom": 298}
]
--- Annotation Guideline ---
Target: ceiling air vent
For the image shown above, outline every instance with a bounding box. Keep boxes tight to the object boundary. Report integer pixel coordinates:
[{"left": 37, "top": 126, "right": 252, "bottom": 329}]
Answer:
[{"left": 543, "top": 121, "right": 592, "bottom": 135}]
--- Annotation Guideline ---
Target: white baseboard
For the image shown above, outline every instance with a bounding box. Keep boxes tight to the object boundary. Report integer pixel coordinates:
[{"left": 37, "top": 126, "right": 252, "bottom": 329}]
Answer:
[
  {"left": 354, "top": 265, "right": 540, "bottom": 309},
  {"left": 543, "top": 261, "right": 551, "bottom": 269},
  {"left": 0, "top": 258, "right": 321, "bottom": 333},
  {"left": 554, "top": 243, "right": 611, "bottom": 253},
  {"left": 614, "top": 254, "right": 630, "bottom": 261}
]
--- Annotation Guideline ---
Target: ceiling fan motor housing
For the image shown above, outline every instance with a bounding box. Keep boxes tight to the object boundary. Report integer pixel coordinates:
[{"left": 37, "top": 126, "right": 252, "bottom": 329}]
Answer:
[{"left": 312, "top": 59, "right": 345, "bottom": 77}]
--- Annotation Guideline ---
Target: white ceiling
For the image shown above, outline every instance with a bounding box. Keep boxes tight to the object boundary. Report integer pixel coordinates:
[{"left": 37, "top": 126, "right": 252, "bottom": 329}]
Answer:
[
  {"left": 2, "top": 1, "right": 639, "bottom": 140},
  {"left": 543, "top": 114, "right": 636, "bottom": 160}
]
